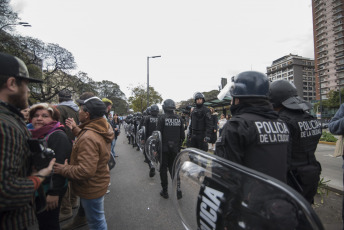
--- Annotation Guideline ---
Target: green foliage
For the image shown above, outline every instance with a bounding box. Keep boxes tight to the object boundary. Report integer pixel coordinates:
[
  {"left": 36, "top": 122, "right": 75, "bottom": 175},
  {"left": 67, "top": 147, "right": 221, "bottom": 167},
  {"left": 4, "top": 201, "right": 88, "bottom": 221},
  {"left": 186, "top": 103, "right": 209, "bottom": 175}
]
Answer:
[
  {"left": 128, "top": 84, "right": 162, "bottom": 112},
  {"left": 314, "top": 89, "right": 344, "bottom": 112},
  {"left": 317, "top": 177, "right": 330, "bottom": 204},
  {"left": 320, "top": 131, "right": 338, "bottom": 142}
]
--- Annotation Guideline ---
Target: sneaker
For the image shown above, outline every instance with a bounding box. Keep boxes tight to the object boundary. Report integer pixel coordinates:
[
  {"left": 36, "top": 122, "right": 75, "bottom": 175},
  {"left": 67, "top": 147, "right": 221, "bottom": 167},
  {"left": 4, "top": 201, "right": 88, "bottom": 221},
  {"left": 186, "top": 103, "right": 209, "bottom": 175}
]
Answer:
[
  {"left": 59, "top": 212, "right": 73, "bottom": 222},
  {"left": 160, "top": 190, "right": 169, "bottom": 199},
  {"left": 177, "top": 190, "right": 183, "bottom": 200},
  {"left": 106, "top": 189, "right": 110, "bottom": 194},
  {"left": 149, "top": 168, "right": 155, "bottom": 177},
  {"left": 61, "top": 215, "right": 87, "bottom": 230}
]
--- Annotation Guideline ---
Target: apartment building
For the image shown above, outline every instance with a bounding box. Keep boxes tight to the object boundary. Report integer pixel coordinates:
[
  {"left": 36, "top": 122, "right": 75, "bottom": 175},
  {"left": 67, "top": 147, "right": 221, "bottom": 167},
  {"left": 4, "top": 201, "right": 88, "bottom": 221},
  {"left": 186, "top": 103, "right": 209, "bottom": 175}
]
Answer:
[
  {"left": 266, "top": 54, "right": 316, "bottom": 102},
  {"left": 312, "top": 0, "right": 344, "bottom": 100}
]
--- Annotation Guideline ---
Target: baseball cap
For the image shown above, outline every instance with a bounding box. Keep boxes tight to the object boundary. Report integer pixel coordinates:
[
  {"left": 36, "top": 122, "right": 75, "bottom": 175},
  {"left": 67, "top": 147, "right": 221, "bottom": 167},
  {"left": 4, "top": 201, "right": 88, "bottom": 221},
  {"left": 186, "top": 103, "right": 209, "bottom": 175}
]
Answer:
[
  {"left": 102, "top": 98, "right": 113, "bottom": 104},
  {"left": 76, "top": 96, "right": 107, "bottom": 116},
  {"left": 0, "top": 52, "right": 43, "bottom": 83}
]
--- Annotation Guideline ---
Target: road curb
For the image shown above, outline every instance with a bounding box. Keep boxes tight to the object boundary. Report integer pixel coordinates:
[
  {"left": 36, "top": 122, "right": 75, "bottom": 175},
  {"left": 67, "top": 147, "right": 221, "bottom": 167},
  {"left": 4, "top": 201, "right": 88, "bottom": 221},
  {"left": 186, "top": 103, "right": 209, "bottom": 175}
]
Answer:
[{"left": 319, "top": 141, "right": 336, "bottom": 145}]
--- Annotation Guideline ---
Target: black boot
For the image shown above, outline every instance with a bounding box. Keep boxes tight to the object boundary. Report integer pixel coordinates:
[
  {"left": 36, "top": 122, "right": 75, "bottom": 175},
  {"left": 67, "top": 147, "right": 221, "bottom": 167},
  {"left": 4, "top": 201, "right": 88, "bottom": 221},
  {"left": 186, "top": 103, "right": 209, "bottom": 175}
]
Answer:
[
  {"left": 149, "top": 167, "right": 155, "bottom": 177},
  {"left": 177, "top": 189, "right": 182, "bottom": 200},
  {"left": 160, "top": 189, "right": 169, "bottom": 199}
]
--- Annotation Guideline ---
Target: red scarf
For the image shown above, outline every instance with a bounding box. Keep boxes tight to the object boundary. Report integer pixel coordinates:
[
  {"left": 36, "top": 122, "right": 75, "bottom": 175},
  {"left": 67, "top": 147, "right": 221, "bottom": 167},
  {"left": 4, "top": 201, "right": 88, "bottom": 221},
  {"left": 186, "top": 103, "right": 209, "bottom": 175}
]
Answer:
[{"left": 30, "top": 121, "right": 64, "bottom": 139}]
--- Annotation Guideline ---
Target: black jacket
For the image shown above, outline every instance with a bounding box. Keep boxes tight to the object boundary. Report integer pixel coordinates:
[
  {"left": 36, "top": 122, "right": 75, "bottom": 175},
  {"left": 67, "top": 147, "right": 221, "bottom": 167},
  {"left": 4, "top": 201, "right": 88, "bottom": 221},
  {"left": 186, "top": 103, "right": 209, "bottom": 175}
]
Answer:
[{"left": 215, "top": 102, "right": 289, "bottom": 182}]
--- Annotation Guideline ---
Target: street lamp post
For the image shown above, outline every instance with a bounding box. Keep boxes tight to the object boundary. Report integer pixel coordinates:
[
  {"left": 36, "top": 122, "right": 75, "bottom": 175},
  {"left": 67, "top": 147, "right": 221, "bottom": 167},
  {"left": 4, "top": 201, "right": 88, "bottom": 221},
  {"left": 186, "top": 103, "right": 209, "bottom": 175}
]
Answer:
[
  {"left": 0, "top": 22, "right": 31, "bottom": 31},
  {"left": 147, "top": 55, "right": 161, "bottom": 107}
]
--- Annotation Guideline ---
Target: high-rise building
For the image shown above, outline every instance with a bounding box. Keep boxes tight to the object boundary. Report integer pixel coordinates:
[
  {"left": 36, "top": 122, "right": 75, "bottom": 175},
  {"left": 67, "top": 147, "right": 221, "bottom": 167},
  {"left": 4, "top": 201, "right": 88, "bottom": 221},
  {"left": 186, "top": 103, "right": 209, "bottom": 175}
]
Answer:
[
  {"left": 266, "top": 54, "right": 316, "bottom": 102},
  {"left": 312, "top": 0, "right": 344, "bottom": 100}
]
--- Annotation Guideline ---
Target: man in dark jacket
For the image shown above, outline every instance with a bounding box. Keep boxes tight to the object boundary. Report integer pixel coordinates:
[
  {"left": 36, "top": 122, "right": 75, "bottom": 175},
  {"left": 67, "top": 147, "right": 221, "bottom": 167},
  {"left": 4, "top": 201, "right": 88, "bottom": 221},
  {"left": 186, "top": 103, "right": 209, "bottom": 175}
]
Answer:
[
  {"left": 57, "top": 89, "right": 80, "bottom": 222},
  {"left": 215, "top": 71, "right": 290, "bottom": 183},
  {"left": 157, "top": 99, "right": 185, "bottom": 199},
  {"left": 57, "top": 89, "right": 79, "bottom": 141},
  {"left": 188, "top": 92, "right": 212, "bottom": 151},
  {"left": 0, "top": 52, "right": 55, "bottom": 230},
  {"left": 269, "top": 79, "right": 321, "bottom": 204}
]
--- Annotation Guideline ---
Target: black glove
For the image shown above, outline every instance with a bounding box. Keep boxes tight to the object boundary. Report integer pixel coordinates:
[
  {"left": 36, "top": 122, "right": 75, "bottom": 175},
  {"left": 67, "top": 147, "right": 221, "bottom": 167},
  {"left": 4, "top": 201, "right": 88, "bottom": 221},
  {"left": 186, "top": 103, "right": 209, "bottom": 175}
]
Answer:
[{"left": 204, "top": 137, "right": 210, "bottom": 143}]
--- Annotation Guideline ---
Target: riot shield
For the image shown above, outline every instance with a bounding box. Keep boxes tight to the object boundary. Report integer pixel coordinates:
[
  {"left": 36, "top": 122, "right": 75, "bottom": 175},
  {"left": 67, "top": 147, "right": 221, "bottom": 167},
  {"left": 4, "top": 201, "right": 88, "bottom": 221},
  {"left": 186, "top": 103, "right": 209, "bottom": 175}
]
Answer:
[
  {"left": 171, "top": 148, "right": 324, "bottom": 230},
  {"left": 145, "top": 131, "right": 162, "bottom": 171},
  {"left": 136, "top": 126, "right": 146, "bottom": 151}
]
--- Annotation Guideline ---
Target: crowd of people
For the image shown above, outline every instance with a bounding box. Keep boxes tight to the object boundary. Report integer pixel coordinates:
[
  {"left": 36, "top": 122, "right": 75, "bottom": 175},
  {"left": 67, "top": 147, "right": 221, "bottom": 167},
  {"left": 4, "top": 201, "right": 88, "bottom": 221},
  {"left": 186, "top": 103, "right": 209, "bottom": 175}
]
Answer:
[{"left": 0, "top": 51, "right": 341, "bottom": 229}]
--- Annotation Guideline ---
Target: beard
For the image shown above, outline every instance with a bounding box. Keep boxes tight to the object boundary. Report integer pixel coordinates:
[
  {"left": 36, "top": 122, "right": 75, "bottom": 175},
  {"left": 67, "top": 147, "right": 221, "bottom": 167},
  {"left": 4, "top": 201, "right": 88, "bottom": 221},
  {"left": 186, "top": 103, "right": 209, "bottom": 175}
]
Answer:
[{"left": 9, "top": 85, "right": 29, "bottom": 110}]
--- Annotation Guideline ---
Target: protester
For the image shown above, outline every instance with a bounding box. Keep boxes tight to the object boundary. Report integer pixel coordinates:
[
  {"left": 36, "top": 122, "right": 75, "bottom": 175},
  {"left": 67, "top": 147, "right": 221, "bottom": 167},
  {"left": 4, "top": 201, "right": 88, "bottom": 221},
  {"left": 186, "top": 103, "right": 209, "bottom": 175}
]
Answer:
[
  {"left": 218, "top": 113, "right": 227, "bottom": 136},
  {"left": 21, "top": 106, "right": 30, "bottom": 123},
  {"left": 209, "top": 107, "right": 218, "bottom": 150},
  {"left": 112, "top": 113, "right": 121, "bottom": 157},
  {"left": 56, "top": 89, "right": 80, "bottom": 222},
  {"left": 0, "top": 52, "right": 55, "bottom": 230},
  {"left": 29, "top": 103, "right": 72, "bottom": 229},
  {"left": 328, "top": 103, "right": 344, "bottom": 224},
  {"left": 54, "top": 93, "right": 114, "bottom": 230}
]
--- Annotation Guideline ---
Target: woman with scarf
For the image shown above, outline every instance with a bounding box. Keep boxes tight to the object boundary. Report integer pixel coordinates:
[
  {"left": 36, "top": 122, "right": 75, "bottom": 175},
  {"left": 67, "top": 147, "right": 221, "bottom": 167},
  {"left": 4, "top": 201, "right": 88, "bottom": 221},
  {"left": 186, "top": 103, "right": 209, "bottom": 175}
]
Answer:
[{"left": 29, "top": 103, "right": 72, "bottom": 230}]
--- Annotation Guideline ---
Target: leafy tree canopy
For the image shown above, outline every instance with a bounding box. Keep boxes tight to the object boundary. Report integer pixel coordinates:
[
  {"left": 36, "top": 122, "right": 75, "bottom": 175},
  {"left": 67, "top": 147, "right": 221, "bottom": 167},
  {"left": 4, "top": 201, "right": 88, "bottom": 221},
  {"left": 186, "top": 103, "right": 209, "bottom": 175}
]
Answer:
[{"left": 128, "top": 84, "right": 162, "bottom": 112}]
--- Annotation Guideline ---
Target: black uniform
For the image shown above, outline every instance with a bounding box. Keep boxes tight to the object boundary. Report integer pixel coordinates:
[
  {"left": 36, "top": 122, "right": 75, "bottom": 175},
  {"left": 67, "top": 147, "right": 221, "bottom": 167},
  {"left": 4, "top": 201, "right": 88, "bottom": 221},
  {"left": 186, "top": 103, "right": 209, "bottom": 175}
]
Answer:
[
  {"left": 189, "top": 105, "right": 212, "bottom": 151},
  {"left": 279, "top": 108, "right": 321, "bottom": 203},
  {"left": 157, "top": 112, "right": 185, "bottom": 193},
  {"left": 215, "top": 103, "right": 290, "bottom": 183},
  {"left": 142, "top": 113, "right": 159, "bottom": 173}
]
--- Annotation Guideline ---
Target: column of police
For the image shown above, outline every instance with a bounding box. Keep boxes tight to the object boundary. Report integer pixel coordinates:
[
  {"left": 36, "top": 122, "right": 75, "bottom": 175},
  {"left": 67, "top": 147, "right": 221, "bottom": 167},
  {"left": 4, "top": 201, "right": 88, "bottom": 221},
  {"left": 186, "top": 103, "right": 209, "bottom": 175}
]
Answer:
[{"left": 214, "top": 71, "right": 321, "bottom": 205}]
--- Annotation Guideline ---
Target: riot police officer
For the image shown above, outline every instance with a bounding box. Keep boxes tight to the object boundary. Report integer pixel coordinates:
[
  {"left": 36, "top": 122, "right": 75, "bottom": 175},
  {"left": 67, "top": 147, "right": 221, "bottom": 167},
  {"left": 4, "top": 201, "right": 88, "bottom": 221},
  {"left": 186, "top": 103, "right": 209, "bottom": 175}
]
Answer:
[
  {"left": 188, "top": 92, "right": 212, "bottom": 151},
  {"left": 142, "top": 104, "right": 159, "bottom": 177},
  {"left": 157, "top": 99, "right": 185, "bottom": 199},
  {"left": 269, "top": 79, "right": 321, "bottom": 203},
  {"left": 215, "top": 71, "right": 290, "bottom": 183}
]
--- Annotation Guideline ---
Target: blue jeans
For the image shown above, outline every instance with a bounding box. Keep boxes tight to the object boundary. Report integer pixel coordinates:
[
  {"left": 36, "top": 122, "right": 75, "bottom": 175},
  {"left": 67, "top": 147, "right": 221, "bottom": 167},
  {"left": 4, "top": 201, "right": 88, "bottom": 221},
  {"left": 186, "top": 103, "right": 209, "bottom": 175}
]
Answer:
[
  {"left": 111, "top": 138, "right": 116, "bottom": 157},
  {"left": 80, "top": 196, "right": 107, "bottom": 230}
]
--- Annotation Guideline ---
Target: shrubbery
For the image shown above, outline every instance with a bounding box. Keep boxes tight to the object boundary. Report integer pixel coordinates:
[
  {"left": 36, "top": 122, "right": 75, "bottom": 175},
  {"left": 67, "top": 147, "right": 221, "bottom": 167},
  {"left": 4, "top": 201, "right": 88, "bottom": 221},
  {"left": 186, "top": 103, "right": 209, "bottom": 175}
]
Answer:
[{"left": 320, "top": 131, "right": 338, "bottom": 142}]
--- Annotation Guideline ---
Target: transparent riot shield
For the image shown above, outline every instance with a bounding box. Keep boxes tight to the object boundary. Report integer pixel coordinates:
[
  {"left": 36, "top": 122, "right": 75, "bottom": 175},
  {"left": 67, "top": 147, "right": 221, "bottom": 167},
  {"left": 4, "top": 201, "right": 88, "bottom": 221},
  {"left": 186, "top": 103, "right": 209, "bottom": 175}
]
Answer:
[
  {"left": 129, "top": 124, "right": 136, "bottom": 145},
  {"left": 172, "top": 148, "right": 324, "bottom": 230},
  {"left": 145, "top": 131, "right": 162, "bottom": 171},
  {"left": 136, "top": 126, "right": 146, "bottom": 151}
]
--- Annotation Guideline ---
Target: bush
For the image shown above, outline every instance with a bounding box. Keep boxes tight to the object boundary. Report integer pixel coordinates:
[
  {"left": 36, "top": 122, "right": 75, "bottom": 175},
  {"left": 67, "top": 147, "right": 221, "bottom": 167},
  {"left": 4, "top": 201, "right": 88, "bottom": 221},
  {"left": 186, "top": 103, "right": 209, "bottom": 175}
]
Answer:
[{"left": 320, "top": 131, "right": 338, "bottom": 142}]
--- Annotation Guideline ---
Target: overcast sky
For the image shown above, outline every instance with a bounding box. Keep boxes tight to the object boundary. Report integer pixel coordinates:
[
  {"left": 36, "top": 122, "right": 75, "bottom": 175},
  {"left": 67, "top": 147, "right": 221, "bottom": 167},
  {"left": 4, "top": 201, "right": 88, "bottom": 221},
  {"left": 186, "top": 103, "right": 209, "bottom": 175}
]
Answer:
[{"left": 11, "top": 0, "right": 314, "bottom": 103}]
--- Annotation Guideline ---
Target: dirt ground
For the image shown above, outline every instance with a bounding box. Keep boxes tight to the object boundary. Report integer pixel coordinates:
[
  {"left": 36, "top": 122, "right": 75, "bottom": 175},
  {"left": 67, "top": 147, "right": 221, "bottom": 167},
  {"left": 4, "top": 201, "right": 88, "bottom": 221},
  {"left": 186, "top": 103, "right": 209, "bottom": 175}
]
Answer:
[{"left": 313, "top": 189, "right": 343, "bottom": 230}]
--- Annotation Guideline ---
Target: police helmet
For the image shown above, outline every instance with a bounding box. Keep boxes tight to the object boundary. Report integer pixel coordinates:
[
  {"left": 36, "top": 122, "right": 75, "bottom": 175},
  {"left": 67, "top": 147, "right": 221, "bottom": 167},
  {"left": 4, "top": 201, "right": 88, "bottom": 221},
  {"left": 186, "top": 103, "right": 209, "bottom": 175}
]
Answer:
[
  {"left": 230, "top": 71, "right": 269, "bottom": 98},
  {"left": 269, "top": 79, "right": 312, "bottom": 111},
  {"left": 146, "top": 107, "right": 151, "bottom": 115},
  {"left": 162, "top": 99, "right": 176, "bottom": 111},
  {"left": 150, "top": 104, "right": 159, "bottom": 115},
  {"left": 193, "top": 92, "right": 205, "bottom": 102},
  {"left": 136, "top": 112, "right": 142, "bottom": 118}
]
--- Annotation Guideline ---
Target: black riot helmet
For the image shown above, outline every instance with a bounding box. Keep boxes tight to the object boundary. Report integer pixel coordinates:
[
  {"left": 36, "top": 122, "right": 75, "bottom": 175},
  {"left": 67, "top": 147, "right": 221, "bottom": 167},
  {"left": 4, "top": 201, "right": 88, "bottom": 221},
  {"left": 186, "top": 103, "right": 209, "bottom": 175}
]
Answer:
[
  {"left": 146, "top": 107, "right": 151, "bottom": 115},
  {"left": 162, "top": 99, "right": 176, "bottom": 112},
  {"left": 193, "top": 92, "right": 205, "bottom": 103},
  {"left": 150, "top": 104, "right": 159, "bottom": 116},
  {"left": 136, "top": 112, "right": 142, "bottom": 119},
  {"left": 269, "top": 79, "right": 312, "bottom": 111},
  {"left": 230, "top": 71, "right": 269, "bottom": 98}
]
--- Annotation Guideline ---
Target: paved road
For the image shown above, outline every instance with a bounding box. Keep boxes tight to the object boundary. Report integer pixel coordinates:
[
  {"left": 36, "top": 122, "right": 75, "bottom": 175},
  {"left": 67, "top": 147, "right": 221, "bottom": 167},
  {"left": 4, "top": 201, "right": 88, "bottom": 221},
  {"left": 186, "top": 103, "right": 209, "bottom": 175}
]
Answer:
[
  {"left": 57, "top": 132, "right": 342, "bottom": 230},
  {"left": 315, "top": 143, "right": 343, "bottom": 191}
]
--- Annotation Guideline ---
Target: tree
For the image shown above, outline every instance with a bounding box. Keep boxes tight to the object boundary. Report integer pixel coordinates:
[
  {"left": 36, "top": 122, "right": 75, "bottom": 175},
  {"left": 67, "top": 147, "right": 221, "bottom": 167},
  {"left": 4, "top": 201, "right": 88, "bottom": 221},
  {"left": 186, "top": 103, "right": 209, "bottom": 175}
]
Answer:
[
  {"left": 0, "top": 0, "right": 19, "bottom": 32},
  {"left": 128, "top": 84, "right": 163, "bottom": 112}
]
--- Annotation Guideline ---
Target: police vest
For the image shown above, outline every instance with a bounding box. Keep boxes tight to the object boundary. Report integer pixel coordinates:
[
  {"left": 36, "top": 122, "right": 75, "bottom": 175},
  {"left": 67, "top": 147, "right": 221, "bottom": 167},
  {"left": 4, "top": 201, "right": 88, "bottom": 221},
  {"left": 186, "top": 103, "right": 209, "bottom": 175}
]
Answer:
[
  {"left": 279, "top": 109, "right": 321, "bottom": 167},
  {"left": 234, "top": 113, "right": 290, "bottom": 183},
  {"left": 146, "top": 115, "right": 159, "bottom": 138},
  {"left": 159, "top": 114, "right": 183, "bottom": 145},
  {"left": 191, "top": 106, "right": 210, "bottom": 132}
]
